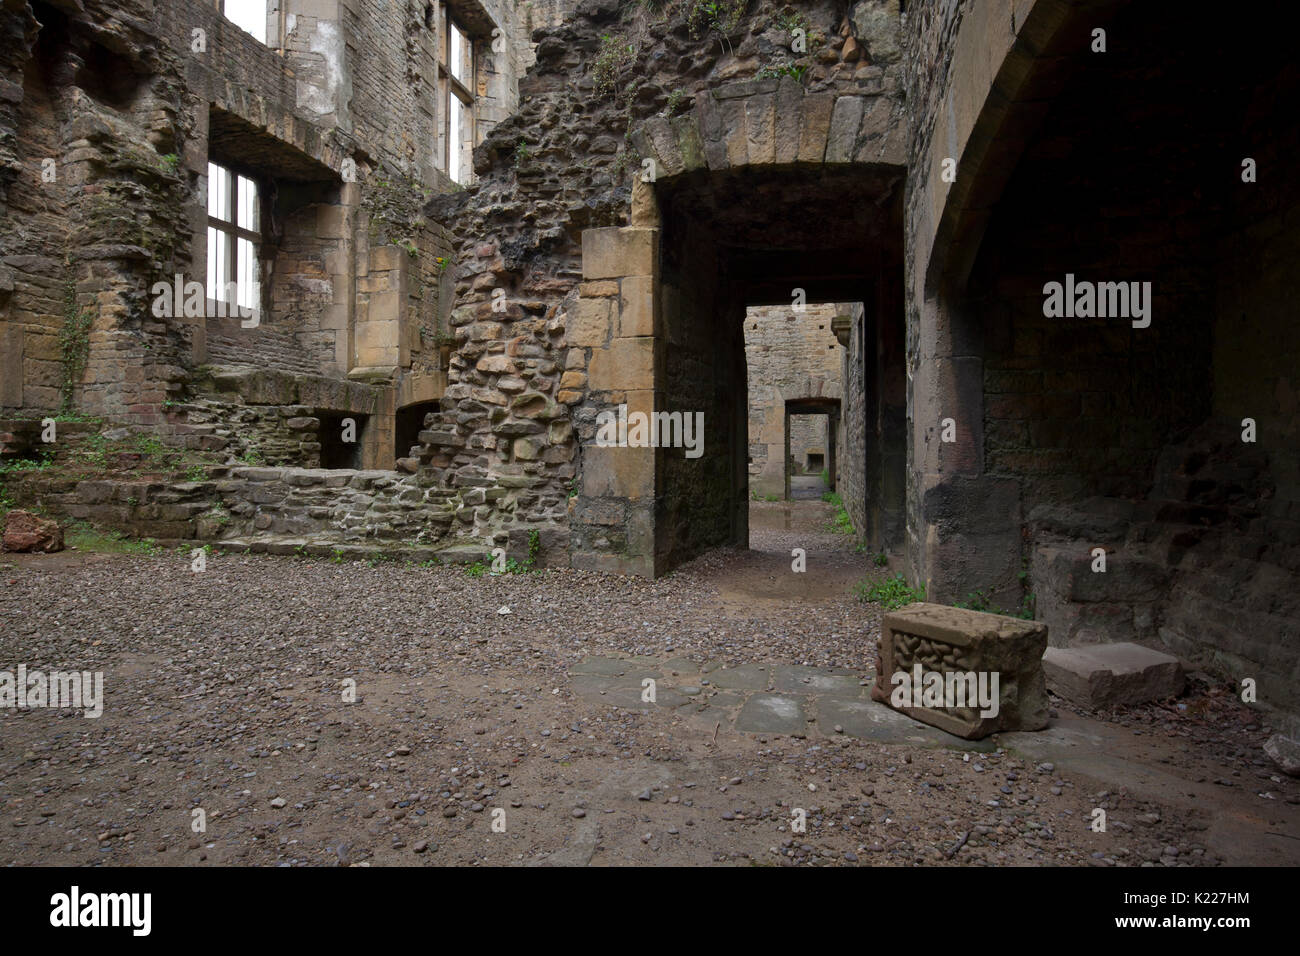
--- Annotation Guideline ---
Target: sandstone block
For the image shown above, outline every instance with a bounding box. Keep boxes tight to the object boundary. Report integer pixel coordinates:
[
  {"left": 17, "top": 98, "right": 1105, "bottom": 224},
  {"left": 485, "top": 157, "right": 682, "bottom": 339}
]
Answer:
[
  {"left": 476, "top": 354, "right": 514, "bottom": 374},
  {"left": 744, "top": 93, "right": 776, "bottom": 164},
  {"left": 826, "top": 96, "right": 864, "bottom": 162},
  {"left": 798, "top": 93, "right": 835, "bottom": 162},
  {"left": 317, "top": 204, "right": 348, "bottom": 240},
  {"left": 871, "top": 602, "right": 1049, "bottom": 739},
  {"left": 1042, "top": 643, "right": 1184, "bottom": 709},
  {"left": 588, "top": 336, "right": 654, "bottom": 391},
  {"left": 774, "top": 76, "right": 803, "bottom": 163},
  {"left": 671, "top": 114, "right": 706, "bottom": 171},
  {"left": 581, "top": 228, "right": 658, "bottom": 280},
  {"left": 2, "top": 510, "right": 63, "bottom": 553},
  {"left": 570, "top": 297, "right": 612, "bottom": 347},
  {"left": 618, "top": 275, "right": 655, "bottom": 337}
]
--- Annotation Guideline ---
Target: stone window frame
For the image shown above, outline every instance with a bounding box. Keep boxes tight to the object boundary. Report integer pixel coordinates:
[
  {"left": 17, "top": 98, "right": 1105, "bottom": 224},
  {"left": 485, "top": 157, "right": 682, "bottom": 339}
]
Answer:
[
  {"left": 439, "top": 8, "right": 477, "bottom": 183},
  {"left": 206, "top": 160, "right": 264, "bottom": 321}
]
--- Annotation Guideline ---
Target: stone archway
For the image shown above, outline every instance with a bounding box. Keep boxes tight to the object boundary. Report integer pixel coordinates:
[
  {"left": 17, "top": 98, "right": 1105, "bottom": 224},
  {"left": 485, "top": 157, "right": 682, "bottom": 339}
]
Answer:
[{"left": 569, "top": 76, "right": 907, "bottom": 577}]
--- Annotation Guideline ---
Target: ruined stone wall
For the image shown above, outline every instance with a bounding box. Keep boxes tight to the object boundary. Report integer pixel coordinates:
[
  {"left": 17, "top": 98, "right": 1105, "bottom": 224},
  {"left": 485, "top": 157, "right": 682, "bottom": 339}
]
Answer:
[
  {"left": 0, "top": 0, "right": 195, "bottom": 425},
  {"left": 0, "top": 0, "right": 545, "bottom": 483},
  {"left": 744, "top": 303, "right": 842, "bottom": 495},
  {"left": 1, "top": 2, "right": 63, "bottom": 411},
  {"left": 422, "top": 0, "right": 902, "bottom": 564},
  {"left": 12, "top": 462, "right": 450, "bottom": 547}
]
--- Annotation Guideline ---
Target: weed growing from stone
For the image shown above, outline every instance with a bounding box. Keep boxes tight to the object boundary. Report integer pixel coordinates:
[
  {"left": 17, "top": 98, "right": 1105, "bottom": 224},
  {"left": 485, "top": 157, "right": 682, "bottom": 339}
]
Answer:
[
  {"left": 688, "top": 0, "right": 747, "bottom": 54},
  {"left": 593, "top": 34, "right": 636, "bottom": 100},
  {"left": 513, "top": 138, "right": 532, "bottom": 167},
  {"left": 465, "top": 529, "right": 543, "bottom": 577},
  {"left": 756, "top": 61, "right": 807, "bottom": 81},
  {"left": 0, "top": 454, "right": 53, "bottom": 477}
]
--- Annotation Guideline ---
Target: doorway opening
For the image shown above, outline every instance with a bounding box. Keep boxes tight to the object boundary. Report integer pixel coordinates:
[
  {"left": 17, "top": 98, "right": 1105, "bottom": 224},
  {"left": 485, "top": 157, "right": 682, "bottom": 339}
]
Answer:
[
  {"left": 652, "top": 163, "right": 907, "bottom": 570},
  {"left": 318, "top": 411, "right": 366, "bottom": 469}
]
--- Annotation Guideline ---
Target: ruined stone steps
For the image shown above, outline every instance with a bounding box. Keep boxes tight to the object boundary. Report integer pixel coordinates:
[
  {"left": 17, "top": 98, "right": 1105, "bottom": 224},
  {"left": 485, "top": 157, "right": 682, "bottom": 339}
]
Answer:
[{"left": 210, "top": 536, "right": 485, "bottom": 565}]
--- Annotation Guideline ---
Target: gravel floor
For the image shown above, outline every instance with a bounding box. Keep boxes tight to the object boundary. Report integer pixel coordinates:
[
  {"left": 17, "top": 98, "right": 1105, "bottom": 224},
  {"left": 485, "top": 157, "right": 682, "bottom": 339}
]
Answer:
[{"left": 1, "top": 500, "right": 1294, "bottom": 866}]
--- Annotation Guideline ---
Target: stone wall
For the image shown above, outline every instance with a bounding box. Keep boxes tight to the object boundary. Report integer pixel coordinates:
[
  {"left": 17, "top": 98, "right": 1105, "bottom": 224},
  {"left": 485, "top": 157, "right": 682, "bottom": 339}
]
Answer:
[
  {"left": 788, "top": 415, "right": 827, "bottom": 472},
  {"left": 744, "top": 303, "right": 843, "bottom": 496},
  {"left": 11, "top": 464, "right": 456, "bottom": 550},
  {"left": 0, "top": 0, "right": 535, "bottom": 451}
]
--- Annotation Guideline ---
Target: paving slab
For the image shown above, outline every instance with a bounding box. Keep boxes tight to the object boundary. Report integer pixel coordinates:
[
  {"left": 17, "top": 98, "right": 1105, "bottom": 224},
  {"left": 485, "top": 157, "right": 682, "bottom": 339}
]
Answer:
[
  {"left": 735, "top": 693, "right": 806, "bottom": 734},
  {"left": 708, "top": 663, "right": 771, "bottom": 691},
  {"left": 570, "top": 674, "right": 654, "bottom": 711},
  {"left": 772, "top": 665, "right": 867, "bottom": 697},
  {"left": 815, "top": 697, "right": 994, "bottom": 749},
  {"left": 650, "top": 688, "right": 691, "bottom": 709}
]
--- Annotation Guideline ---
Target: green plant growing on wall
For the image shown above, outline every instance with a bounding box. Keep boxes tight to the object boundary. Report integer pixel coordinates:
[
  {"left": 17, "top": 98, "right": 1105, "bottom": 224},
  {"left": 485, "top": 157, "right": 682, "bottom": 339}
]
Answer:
[
  {"left": 465, "top": 529, "right": 544, "bottom": 577},
  {"left": 688, "top": 0, "right": 748, "bottom": 54},
  {"left": 663, "top": 89, "right": 688, "bottom": 117},
  {"left": 158, "top": 153, "right": 180, "bottom": 174},
  {"left": 756, "top": 61, "right": 807, "bottom": 82},
  {"left": 513, "top": 138, "right": 532, "bottom": 167},
  {"left": 772, "top": 7, "right": 809, "bottom": 38},
  {"left": 611, "top": 148, "right": 636, "bottom": 184},
  {"left": 58, "top": 277, "right": 93, "bottom": 415},
  {"left": 593, "top": 34, "right": 636, "bottom": 100},
  {"left": 953, "top": 589, "right": 994, "bottom": 612},
  {"left": 953, "top": 584, "right": 1036, "bottom": 620}
]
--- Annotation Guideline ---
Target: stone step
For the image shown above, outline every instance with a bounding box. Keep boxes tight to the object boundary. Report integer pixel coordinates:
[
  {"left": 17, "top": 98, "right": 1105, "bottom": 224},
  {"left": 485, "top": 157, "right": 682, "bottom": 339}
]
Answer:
[
  {"left": 1042, "top": 642, "right": 1184, "bottom": 709},
  {"left": 212, "top": 536, "right": 478, "bottom": 565}
]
